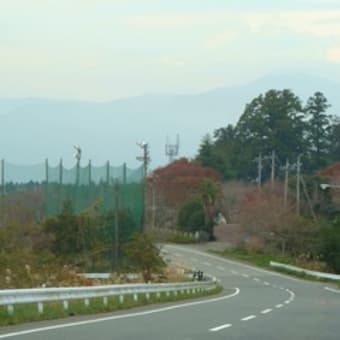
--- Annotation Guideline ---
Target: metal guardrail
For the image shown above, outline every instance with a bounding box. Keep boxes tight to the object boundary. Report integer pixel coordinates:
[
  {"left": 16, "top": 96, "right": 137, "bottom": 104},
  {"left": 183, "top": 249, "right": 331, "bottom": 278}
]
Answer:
[
  {"left": 0, "top": 278, "right": 217, "bottom": 315},
  {"left": 270, "top": 261, "right": 340, "bottom": 281}
]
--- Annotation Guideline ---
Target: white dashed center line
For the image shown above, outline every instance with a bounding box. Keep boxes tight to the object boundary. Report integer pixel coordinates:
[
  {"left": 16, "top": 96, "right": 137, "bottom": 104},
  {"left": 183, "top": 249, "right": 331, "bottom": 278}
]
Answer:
[
  {"left": 217, "top": 266, "right": 225, "bottom": 271},
  {"left": 261, "top": 309, "right": 273, "bottom": 315},
  {"left": 203, "top": 261, "right": 211, "bottom": 266},
  {"left": 242, "top": 274, "right": 249, "bottom": 278},
  {"left": 276, "top": 304, "right": 284, "bottom": 309},
  {"left": 231, "top": 270, "right": 238, "bottom": 275},
  {"left": 242, "top": 315, "right": 257, "bottom": 321},
  {"left": 210, "top": 324, "right": 232, "bottom": 332},
  {"left": 253, "top": 278, "right": 260, "bottom": 282}
]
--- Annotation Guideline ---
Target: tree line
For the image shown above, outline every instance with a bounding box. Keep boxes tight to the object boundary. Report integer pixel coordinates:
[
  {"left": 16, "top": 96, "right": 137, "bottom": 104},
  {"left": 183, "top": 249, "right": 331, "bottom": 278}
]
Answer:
[{"left": 197, "top": 89, "right": 340, "bottom": 181}]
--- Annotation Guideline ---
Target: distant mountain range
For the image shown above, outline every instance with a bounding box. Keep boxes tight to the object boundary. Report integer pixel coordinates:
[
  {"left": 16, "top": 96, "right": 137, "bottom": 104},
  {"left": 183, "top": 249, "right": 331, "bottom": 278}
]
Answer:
[{"left": 1, "top": 74, "right": 339, "bottom": 170}]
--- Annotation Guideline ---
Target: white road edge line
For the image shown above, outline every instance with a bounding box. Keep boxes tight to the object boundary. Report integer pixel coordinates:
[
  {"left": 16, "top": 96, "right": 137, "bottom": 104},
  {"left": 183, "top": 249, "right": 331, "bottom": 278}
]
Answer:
[
  {"left": 210, "top": 324, "right": 232, "bottom": 332},
  {"left": 166, "top": 245, "right": 307, "bottom": 284},
  {"left": 261, "top": 309, "right": 272, "bottom": 314},
  {"left": 325, "top": 286, "right": 340, "bottom": 294},
  {"left": 242, "top": 315, "right": 256, "bottom": 321},
  {"left": 0, "top": 289, "right": 241, "bottom": 339}
]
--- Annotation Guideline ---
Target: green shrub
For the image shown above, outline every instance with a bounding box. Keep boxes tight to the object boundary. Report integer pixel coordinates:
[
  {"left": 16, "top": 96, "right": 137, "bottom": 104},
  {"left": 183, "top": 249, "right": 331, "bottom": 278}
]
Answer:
[
  {"left": 319, "top": 218, "right": 340, "bottom": 274},
  {"left": 177, "top": 200, "right": 205, "bottom": 232}
]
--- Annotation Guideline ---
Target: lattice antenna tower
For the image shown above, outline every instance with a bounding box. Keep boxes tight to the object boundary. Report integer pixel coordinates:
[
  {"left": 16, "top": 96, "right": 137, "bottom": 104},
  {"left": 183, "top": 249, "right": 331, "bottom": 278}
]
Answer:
[{"left": 165, "top": 134, "right": 180, "bottom": 163}]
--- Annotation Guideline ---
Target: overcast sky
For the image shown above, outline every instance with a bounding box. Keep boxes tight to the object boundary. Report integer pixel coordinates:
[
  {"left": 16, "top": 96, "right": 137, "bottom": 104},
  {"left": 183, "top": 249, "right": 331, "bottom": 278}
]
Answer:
[{"left": 1, "top": 0, "right": 340, "bottom": 100}]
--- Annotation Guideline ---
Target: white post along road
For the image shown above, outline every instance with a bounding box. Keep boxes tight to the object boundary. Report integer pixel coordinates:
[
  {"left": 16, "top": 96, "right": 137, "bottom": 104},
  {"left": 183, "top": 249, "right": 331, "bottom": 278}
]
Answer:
[{"left": 0, "top": 244, "right": 339, "bottom": 340}]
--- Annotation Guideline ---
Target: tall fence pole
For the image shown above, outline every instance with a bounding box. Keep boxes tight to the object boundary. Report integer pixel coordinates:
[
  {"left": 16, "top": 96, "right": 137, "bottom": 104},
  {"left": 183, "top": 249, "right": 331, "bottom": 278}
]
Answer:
[
  {"left": 123, "top": 163, "right": 127, "bottom": 184},
  {"left": 45, "top": 159, "right": 49, "bottom": 184},
  {"left": 59, "top": 158, "right": 63, "bottom": 185},
  {"left": 88, "top": 160, "right": 92, "bottom": 186},
  {"left": 76, "top": 160, "right": 80, "bottom": 186},
  {"left": 1, "top": 159, "right": 4, "bottom": 196},
  {"left": 106, "top": 161, "right": 110, "bottom": 185},
  {"left": 114, "top": 179, "right": 120, "bottom": 271},
  {"left": 58, "top": 158, "right": 63, "bottom": 214}
]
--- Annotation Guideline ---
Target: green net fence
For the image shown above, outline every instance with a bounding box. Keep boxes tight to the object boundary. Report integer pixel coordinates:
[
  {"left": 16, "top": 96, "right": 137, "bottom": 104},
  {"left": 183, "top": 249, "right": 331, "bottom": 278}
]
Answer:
[{"left": 0, "top": 160, "right": 144, "bottom": 228}]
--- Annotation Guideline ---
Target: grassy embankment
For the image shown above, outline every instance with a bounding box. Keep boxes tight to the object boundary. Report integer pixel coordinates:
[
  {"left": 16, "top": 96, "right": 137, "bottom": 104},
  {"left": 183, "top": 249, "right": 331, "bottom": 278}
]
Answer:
[
  {"left": 0, "top": 285, "right": 223, "bottom": 327},
  {"left": 212, "top": 248, "right": 340, "bottom": 288}
]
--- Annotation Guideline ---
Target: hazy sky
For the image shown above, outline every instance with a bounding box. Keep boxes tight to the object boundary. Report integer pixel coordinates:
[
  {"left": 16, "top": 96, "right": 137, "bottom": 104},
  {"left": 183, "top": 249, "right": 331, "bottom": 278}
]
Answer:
[{"left": 2, "top": 0, "right": 340, "bottom": 100}]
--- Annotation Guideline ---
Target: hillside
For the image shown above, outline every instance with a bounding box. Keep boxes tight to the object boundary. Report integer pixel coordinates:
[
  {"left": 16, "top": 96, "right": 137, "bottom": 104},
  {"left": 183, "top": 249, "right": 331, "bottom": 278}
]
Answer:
[{"left": 0, "top": 74, "right": 339, "bottom": 170}]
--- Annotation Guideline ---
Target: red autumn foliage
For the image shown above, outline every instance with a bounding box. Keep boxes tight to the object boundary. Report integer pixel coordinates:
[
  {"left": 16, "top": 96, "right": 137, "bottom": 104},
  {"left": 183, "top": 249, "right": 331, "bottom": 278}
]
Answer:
[
  {"left": 319, "top": 162, "right": 340, "bottom": 181},
  {"left": 150, "top": 158, "right": 222, "bottom": 207}
]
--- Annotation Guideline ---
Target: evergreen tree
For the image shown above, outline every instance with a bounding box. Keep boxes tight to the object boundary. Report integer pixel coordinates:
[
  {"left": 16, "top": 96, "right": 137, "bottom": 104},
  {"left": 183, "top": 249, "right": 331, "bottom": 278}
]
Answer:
[{"left": 305, "top": 92, "right": 331, "bottom": 171}]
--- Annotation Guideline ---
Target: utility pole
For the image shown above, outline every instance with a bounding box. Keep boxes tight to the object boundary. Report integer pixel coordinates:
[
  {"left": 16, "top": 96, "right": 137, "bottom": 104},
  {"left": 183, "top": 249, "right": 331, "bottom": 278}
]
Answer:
[
  {"left": 284, "top": 158, "right": 289, "bottom": 209},
  {"left": 256, "top": 153, "right": 263, "bottom": 187},
  {"left": 301, "top": 175, "right": 317, "bottom": 221},
  {"left": 113, "top": 179, "right": 120, "bottom": 271},
  {"left": 296, "top": 155, "right": 301, "bottom": 216},
  {"left": 271, "top": 150, "right": 276, "bottom": 187},
  {"left": 73, "top": 145, "right": 82, "bottom": 186},
  {"left": 1, "top": 159, "right": 5, "bottom": 196},
  {"left": 137, "top": 141, "right": 150, "bottom": 178},
  {"left": 137, "top": 141, "right": 151, "bottom": 232}
]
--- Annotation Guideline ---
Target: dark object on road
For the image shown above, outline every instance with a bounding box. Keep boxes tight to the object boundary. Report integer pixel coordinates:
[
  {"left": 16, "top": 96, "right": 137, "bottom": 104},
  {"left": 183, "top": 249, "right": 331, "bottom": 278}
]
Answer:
[{"left": 193, "top": 270, "right": 204, "bottom": 281}]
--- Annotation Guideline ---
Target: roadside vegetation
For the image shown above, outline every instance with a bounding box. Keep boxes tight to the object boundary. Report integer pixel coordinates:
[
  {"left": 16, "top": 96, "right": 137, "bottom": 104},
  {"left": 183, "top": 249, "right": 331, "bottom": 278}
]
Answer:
[{"left": 148, "top": 89, "right": 340, "bottom": 278}]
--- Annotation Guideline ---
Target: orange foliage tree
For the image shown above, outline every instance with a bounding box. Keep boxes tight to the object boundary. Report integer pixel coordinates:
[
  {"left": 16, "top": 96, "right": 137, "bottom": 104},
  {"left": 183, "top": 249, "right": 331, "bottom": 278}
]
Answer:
[
  {"left": 151, "top": 158, "right": 222, "bottom": 207},
  {"left": 147, "top": 158, "right": 222, "bottom": 229}
]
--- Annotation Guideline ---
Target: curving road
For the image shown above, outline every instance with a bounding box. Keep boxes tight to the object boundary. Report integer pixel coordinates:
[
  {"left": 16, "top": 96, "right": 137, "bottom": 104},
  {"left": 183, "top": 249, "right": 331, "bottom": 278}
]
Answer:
[{"left": 0, "top": 244, "right": 339, "bottom": 339}]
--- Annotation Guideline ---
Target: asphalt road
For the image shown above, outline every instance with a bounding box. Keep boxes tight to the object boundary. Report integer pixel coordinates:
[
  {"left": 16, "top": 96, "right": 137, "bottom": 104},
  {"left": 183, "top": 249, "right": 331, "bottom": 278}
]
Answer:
[{"left": 0, "top": 244, "right": 339, "bottom": 340}]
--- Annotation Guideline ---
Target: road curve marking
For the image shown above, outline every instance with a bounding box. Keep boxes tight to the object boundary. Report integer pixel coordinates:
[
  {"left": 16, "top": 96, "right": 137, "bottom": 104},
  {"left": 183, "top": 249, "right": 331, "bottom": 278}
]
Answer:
[
  {"left": 209, "top": 324, "right": 232, "bottom": 332},
  {"left": 325, "top": 286, "right": 340, "bottom": 294},
  {"left": 0, "top": 289, "right": 241, "bottom": 339},
  {"left": 165, "top": 245, "right": 308, "bottom": 284},
  {"left": 241, "top": 315, "right": 256, "bottom": 321}
]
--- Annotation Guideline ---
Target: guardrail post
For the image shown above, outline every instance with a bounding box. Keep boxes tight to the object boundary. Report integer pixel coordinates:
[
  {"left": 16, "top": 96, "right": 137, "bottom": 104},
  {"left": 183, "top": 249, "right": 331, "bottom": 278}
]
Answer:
[
  {"left": 38, "top": 302, "right": 44, "bottom": 314},
  {"left": 145, "top": 293, "right": 150, "bottom": 300},
  {"left": 174, "top": 291, "right": 178, "bottom": 297},
  {"left": 133, "top": 293, "right": 138, "bottom": 302},
  {"left": 84, "top": 299, "right": 90, "bottom": 307},
  {"left": 166, "top": 291, "right": 170, "bottom": 297},
  {"left": 103, "top": 297, "right": 108, "bottom": 306},
  {"left": 63, "top": 300, "right": 69, "bottom": 311},
  {"left": 7, "top": 304, "right": 14, "bottom": 315},
  {"left": 119, "top": 295, "right": 124, "bottom": 304},
  {"left": 156, "top": 292, "right": 161, "bottom": 299}
]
